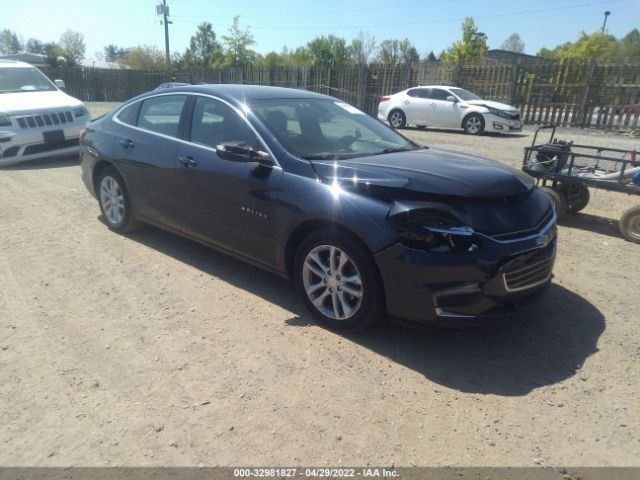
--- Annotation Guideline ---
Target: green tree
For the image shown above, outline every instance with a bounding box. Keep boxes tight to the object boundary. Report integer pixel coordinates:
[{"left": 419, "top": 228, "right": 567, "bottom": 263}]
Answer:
[
  {"left": 537, "top": 32, "right": 617, "bottom": 62},
  {"left": 120, "top": 45, "right": 166, "bottom": 70},
  {"left": 59, "top": 30, "right": 85, "bottom": 66},
  {"left": 442, "top": 17, "right": 488, "bottom": 62},
  {"left": 183, "top": 22, "right": 223, "bottom": 71},
  {"left": 221, "top": 16, "right": 258, "bottom": 68},
  {"left": 0, "top": 29, "right": 22, "bottom": 54},
  {"left": 305, "top": 35, "right": 349, "bottom": 65},
  {"left": 620, "top": 28, "right": 640, "bottom": 58},
  {"left": 26, "top": 38, "right": 45, "bottom": 54},
  {"left": 376, "top": 38, "right": 419, "bottom": 64},
  {"left": 43, "top": 42, "right": 64, "bottom": 66},
  {"left": 349, "top": 31, "right": 376, "bottom": 65},
  {"left": 103, "top": 44, "right": 129, "bottom": 62},
  {"left": 500, "top": 33, "right": 525, "bottom": 53}
]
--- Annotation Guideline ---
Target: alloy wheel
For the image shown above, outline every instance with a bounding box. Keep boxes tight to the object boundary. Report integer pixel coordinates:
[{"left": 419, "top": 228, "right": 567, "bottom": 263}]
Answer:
[
  {"left": 99, "top": 175, "right": 125, "bottom": 225},
  {"left": 466, "top": 116, "right": 482, "bottom": 134},
  {"left": 389, "top": 111, "right": 404, "bottom": 128},
  {"left": 302, "top": 245, "right": 363, "bottom": 320}
]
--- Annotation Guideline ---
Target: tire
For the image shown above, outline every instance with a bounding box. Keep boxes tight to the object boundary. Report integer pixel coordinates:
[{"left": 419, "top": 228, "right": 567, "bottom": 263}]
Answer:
[
  {"left": 96, "top": 166, "right": 141, "bottom": 233},
  {"left": 619, "top": 205, "right": 640, "bottom": 244},
  {"left": 388, "top": 109, "right": 406, "bottom": 129},
  {"left": 463, "top": 113, "right": 485, "bottom": 135},
  {"left": 558, "top": 183, "right": 590, "bottom": 213},
  {"left": 294, "top": 230, "right": 386, "bottom": 332},
  {"left": 540, "top": 186, "right": 567, "bottom": 216}
]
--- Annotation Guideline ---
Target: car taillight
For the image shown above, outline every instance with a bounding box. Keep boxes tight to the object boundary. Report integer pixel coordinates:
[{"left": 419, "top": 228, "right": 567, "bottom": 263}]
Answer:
[
  {"left": 379, "top": 96, "right": 391, "bottom": 102},
  {"left": 79, "top": 128, "right": 87, "bottom": 144}
]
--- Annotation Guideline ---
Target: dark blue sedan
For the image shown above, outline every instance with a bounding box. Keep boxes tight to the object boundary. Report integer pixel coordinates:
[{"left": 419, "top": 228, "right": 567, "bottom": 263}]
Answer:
[{"left": 80, "top": 85, "right": 557, "bottom": 331}]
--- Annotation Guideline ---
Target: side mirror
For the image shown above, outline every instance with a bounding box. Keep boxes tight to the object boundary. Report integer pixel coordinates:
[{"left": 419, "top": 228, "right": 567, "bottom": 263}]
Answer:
[
  {"left": 446, "top": 95, "right": 458, "bottom": 103},
  {"left": 216, "top": 142, "right": 274, "bottom": 167},
  {"left": 54, "top": 79, "right": 66, "bottom": 89}
]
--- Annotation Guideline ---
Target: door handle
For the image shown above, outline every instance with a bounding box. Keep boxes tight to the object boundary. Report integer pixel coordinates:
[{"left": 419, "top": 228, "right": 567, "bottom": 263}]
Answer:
[
  {"left": 120, "top": 139, "right": 135, "bottom": 148},
  {"left": 403, "top": 100, "right": 410, "bottom": 105},
  {"left": 178, "top": 156, "right": 198, "bottom": 168},
  {"left": 431, "top": 103, "right": 436, "bottom": 108}
]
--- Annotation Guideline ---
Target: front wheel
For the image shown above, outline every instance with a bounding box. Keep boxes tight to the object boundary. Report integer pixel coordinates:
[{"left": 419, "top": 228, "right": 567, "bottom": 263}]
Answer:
[
  {"left": 463, "top": 113, "right": 485, "bottom": 135},
  {"left": 558, "top": 183, "right": 590, "bottom": 213},
  {"left": 388, "top": 110, "right": 406, "bottom": 129},
  {"left": 294, "top": 231, "right": 386, "bottom": 331}
]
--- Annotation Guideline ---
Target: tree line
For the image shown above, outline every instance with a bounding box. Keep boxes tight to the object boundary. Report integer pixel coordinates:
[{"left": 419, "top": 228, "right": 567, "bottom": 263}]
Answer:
[{"left": 1, "top": 16, "right": 639, "bottom": 71}]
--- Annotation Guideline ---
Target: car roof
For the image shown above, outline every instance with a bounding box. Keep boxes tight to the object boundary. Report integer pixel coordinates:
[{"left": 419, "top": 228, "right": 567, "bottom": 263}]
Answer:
[
  {"left": 411, "top": 85, "right": 458, "bottom": 89},
  {"left": 0, "top": 59, "right": 34, "bottom": 68},
  {"left": 145, "top": 84, "right": 332, "bottom": 104}
]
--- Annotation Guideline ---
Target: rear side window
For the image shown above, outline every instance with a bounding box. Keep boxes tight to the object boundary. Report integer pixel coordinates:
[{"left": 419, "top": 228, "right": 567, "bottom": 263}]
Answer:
[
  {"left": 117, "top": 103, "right": 140, "bottom": 126},
  {"left": 137, "top": 95, "right": 187, "bottom": 138},
  {"left": 407, "top": 88, "right": 430, "bottom": 98}
]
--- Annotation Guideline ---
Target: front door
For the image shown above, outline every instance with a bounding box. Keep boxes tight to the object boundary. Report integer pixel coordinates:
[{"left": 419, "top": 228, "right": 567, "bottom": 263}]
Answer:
[
  {"left": 423, "top": 88, "right": 461, "bottom": 127},
  {"left": 173, "top": 96, "right": 283, "bottom": 267}
]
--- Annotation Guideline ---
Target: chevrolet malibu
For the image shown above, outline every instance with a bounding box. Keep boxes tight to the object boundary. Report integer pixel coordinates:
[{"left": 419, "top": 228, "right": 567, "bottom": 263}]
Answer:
[
  {"left": 378, "top": 85, "right": 522, "bottom": 135},
  {"left": 80, "top": 85, "right": 556, "bottom": 331}
]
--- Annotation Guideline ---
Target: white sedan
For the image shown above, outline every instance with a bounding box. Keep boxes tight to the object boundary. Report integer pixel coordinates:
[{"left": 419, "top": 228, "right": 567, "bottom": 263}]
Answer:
[{"left": 378, "top": 85, "right": 522, "bottom": 135}]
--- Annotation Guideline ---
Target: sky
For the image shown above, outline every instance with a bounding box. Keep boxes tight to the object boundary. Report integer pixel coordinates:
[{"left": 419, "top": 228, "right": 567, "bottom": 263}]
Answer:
[{"left": 2, "top": 0, "right": 639, "bottom": 61}]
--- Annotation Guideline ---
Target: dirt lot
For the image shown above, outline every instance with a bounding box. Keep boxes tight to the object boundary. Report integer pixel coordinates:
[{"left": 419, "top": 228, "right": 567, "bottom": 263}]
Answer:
[{"left": 0, "top": 102, "right": 638, "bottom": 467}]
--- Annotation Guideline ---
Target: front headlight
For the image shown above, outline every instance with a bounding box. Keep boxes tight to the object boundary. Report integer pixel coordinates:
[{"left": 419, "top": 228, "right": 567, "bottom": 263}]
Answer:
[
  {"left": 486, "top": 107, "right": 511, "bottom": 119},
  {"left": 73, "top": 106, "right": 89, "bottom": 118},
  {"left": 0, "top": 115, "right": 11, "bottom": 127},
  {"left": 389, "top": 209, "right": 482, "bottom": 253}
]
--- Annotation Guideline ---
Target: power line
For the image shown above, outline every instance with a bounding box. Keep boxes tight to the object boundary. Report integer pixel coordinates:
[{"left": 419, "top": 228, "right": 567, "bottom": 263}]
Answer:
[{"left": 170, "top": 0, "right": 624, "bottom": 30}]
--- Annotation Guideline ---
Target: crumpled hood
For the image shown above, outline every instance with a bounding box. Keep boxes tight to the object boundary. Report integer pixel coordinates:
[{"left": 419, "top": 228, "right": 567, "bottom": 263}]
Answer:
[
  {"left": 0, "top": 90, "right": 83, "bottom": 114},
  {"left": 311, "top": 147, "right": 534, "bottom": 200},
  {"left": 464, "top": 99, "right": 517, "bottom": 112}
]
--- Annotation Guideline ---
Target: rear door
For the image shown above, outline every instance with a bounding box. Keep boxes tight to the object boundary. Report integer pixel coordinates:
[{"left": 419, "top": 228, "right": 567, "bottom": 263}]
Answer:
[
  {"left": 402, "top": 88, "right": 431, "bottom": 125},
  {"left": 173, "top": 95, "right": 283, "bottom": 267},
  {"left": 112, "top": 94, "right": 187, "bottom": 228}
]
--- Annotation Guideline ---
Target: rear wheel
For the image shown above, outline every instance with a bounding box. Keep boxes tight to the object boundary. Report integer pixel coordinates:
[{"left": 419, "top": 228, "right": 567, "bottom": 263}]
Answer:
[
  {"left": 463, "top": 113, "right": 485, "bottom": 135},
  {"left": 97, "top": 167, "right": 141, "bottom": 233},
  {"left": 388, "top": 109, "right": 406, "bottom": 129},
  {"left": 294, "top": 231, "right": 386, "bottom": 331},
  {"left": 540, "top": 186, "right": 566, "bottom": 216},
  {"left": 619, "top": 205, "right": 640, "bottom": 244},
  {"left": 558, "top": 183, "right": 590, "bottom": 213}
]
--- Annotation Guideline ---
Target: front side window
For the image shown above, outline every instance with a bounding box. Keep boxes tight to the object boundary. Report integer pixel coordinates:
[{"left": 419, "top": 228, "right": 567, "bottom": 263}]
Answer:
[
  {"left": 252, "top": 98, "right": 417, "bottom": 160},
  {"left": 449, "top": 88, "right": 482, "bottom": 101},
  {"left": 0, "top": 67, "right": 56, "bottom": 94},
  {"left": 137, "top": 95, "right": 187, "bottom": 138},
  {"left": 190, "top": 97, "right": 260, "bottom": 150}
]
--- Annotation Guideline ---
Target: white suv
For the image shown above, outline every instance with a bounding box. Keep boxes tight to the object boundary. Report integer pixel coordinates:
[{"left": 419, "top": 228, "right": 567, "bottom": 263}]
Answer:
[
  {"left": 0, "top": 60, "right": 89, "bottom": 166},
  {"left": 378, "top": 85, "right": 522, "bottom": 135}
]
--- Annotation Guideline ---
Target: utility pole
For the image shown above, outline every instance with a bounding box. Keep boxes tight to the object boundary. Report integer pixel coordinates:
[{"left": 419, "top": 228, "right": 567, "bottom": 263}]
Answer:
[
  {"left": 157, "top": 1, "right": 172, "bottom": 65},
  {"left": 601, "top": 11, "right": 610, "bottom": 33}
]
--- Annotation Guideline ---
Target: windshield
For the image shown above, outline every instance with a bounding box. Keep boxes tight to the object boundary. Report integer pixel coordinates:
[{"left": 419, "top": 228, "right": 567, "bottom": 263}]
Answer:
[
  {"left": 0, "top": 67, "right": 57, "bottom": 94},
  {"left": 251, "top": 98, "right": 418, "bottom": 160},
  {"left": 449, "top": 88, "right": 482, "bottom": 101}
]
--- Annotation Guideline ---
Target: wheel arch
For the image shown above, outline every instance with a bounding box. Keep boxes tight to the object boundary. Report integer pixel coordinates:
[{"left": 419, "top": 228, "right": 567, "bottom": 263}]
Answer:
[
  {"left": 461, "top": 111, "right": 485, "bottom": 129},
  {"left": 284, "top": 219, "right": 376, "bottom": 279},
  {"left": 92, "top": 160, "right": 129, "bottom": 195}
]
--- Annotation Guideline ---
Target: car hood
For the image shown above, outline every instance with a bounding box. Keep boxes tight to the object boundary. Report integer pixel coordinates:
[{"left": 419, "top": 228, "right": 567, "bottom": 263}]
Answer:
[
  {"left": 464, "top": 99, "right": 517, "bottom": 112},
  {"left": 0, "top": 90, "right": 84, "bottom": 114},
  {"left": 310, "top": 147, "right": 534, "bottom": 200}
]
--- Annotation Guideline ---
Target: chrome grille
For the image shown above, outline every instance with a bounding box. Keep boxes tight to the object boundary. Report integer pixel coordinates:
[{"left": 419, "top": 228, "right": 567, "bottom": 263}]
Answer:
[
  {"left": 501, "top": 244, "right": 555, "bottom": 292},
  {"left": 15, "top": 111, "right": 74, "bottom": 129}
]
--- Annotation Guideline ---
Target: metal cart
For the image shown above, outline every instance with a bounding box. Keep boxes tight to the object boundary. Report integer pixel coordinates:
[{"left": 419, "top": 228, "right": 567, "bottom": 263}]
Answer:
[{"left": 523, "top": 125, "right": 640, "bottom": 243}]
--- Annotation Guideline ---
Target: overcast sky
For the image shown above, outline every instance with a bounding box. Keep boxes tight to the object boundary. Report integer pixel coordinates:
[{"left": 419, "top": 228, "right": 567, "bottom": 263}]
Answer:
[{"left": 3, "top": 0, "right": 639, "bottom": 60}]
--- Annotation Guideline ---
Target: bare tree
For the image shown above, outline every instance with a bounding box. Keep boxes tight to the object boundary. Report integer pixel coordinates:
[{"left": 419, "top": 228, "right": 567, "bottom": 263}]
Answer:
[
  {"left": 59, "top": 30, "right": 86, "bottom": 66},
  {"left": 349, "top": 31, "right": 376, "bottom": 65},
  {"left": 500, "top": 33, "right": 525, "bottom": 53},
  {"left": 0, "top": 29, "right": 22, "bottom": 54}
]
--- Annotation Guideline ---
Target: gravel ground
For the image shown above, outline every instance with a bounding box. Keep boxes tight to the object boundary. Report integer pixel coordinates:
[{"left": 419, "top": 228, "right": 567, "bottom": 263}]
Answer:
[{"left": 0, "top": 103, "right": 638, "bottom": 467}]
